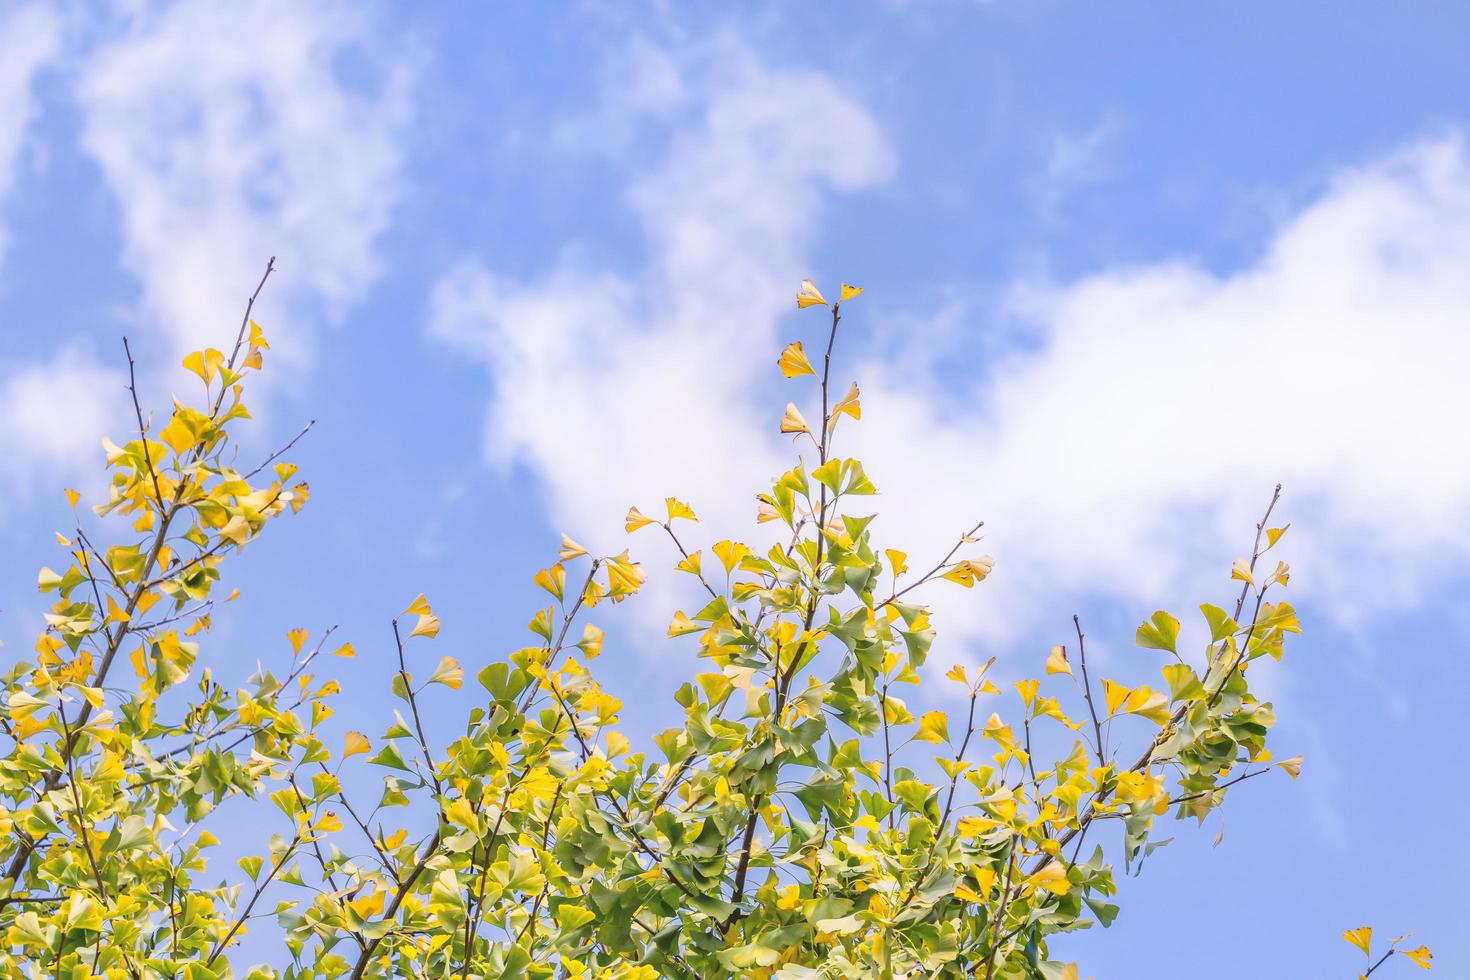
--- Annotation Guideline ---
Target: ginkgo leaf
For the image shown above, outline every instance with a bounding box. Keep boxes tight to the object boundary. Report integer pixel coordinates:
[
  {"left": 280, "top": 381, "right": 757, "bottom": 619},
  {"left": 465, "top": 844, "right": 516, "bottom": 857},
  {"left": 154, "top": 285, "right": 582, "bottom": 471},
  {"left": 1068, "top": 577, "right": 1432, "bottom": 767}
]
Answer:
[
  {"left": 780, "top": 403, "right": 812, "bottom": 436},
  {"left": 887, "top": 549, "right": 909, "bottom": 577},
  {"left": 914, "top": 710, "right": 950, "bottom": 743},
  {"left": 576, "top": 623, "right": 605, "bottom": 658},
  {"left": 533, "top": 565, "right": 566, "bottom": 601},
  {"left": 1265, "top": 560, "right": 1290, "bottom": 588},
  {"left": 64, "top": 488, "right": 79, "bottom": 509},
  {"left": 941, "top": 557, "right": 994, "bottom": 587},
  {"left": 1135, "top": 610, "right": 1181, "bottom": 654},
  {"left": 945, "top": 664, "right": 967, "bottom": 684},
  {"left": 666, "top": 497, "right": 698, "bottom": 522},
  {"left": 182, "top": 348, "right": 224, "bottom": 384},
  {"left": 1277, "top": 755, "right": 1303, "bottom": 779},
  {"left": 796, "top": 278, "right": 828, "bottom": 308},
  {"left": 778, "top": 342, "right": 816, "bottom": 377},
  {"left": 1123, "top": 686, "right": 1171, "bottom": 725},
  {"left": 624, "top": 506, "right": 657, "bottom": 532},
  {"left": 1231, "top": 558, "right": 1255, "bottom": 585},
  {"left": 106, "top": 594, "right": 131, "bottom": 623},
  {"left": 1024, "top": 861, "right": 1071, "bottom": 896},
  {"left": 676, "top": 550, "right": 702, "bottom": 576},
  {"left": 288, "top": 628, "right": 308, "bottom": 655},
  {"left": 954, "top": 882, "right": 985, "bottom": 903},
  {"left": 839, "top": 283, "right": 863, "bottom": 302},
  {"left": 559, "top": 534, "right": 588, "bottom": 560},
  {"left": 605, "top": 551, "right": 646, "bottom": 597},
  {"left": 429, "top": 656, "right": 463, "bottom": 689},
  {"left": 1046, "top": 644, "right": 1072, "bottom": 676},
  {"left": 1265, "top": 524, "right": 1289, "bottom": 549},
  {"left": 402, "top": 595, "right": 440, "bottom": 639},
  {"left": 668, "top": 611, "right": 702, "bottom": 637},
  {"left": 408, "top": 612, "right": 441, "bottom": 639},
  {"left": 344, "top": 731, "right": 370, "bottom": 758},
  {"left": 1102, "top": 679, "right": 1130, "bottom": 716},
  {"left": 1343, "top": 927, "right": 1373, "bottom": 956},
  {"left": 1401, "top": 946, "right": 1432, "bottom": 969},
  {"left": 713, "top": 540, "right": 750, "bottom": 575},
  {"left": 830, "top": 382, "right": 861, "bottom": 424}
]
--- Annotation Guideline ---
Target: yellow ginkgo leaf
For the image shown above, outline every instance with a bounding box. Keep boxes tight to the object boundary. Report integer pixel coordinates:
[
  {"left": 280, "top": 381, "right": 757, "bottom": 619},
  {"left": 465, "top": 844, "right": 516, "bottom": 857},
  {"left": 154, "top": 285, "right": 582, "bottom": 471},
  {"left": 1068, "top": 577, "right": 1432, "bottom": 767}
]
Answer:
[
  {"left": 429, "top": 655, "right": 463, "bottom": 689},
  {"left": 886, "top": 549, "right": 909, "bottom": 577},
  {"left": 666, "top": 497, "right": 698, "bottom": 522},
  {"left": 778, "top": 341, "right": 816, "bottom": 378},
  {"left": 533, "top": 565, "right": 566, "bottom": 601},
  {"left": 1046, "top": 644, "right": 1072, "bottom": 676},
  {"left": 1231, "top": 558, "right": 1255, "bottom": 586},
  {"left": 64, "top": 488, "right": 79, "bottom": 509},
  {"left": 713, "top": 540, "right": 751, "bottom": 575},
  {"left": 182, "top": 350, "right": 210, "bottom": 383},
  {"left": 1265, "top": 560, "right": 1290, "bottom": 588},
  {"left": 667, "top": 611, "right": 701, "bottom": 637},
  {"left": 953, "top": 882, "right": 984, "bottom": 903},
  {"left": 402, "top": 595, "right": 439, "bottom": 639},
  {"left": 1277, "top": 755, "right": 1303, "bottom": 779},
  {"left": 676, "top": 550, "right": 702, "bottom": 576},
  {"left": 839, "top": 283, "right": 863, "bottom": 302},
  {"left": 1342, "top": 927, "right": 1373, "bottom": 956},
  {"left": 945, "top": 664, "right": 967, "bottom": 684},
  {"left": 605, "top": 551, "right": 646, "bottom": 597},
  {"left": 288, "top": 628, "right": 308, "bottom": 655},
  {"left": 796, "top": 279, "right": 828, "bottom": 308},
  {"left": 559, "top": 534, "right": 588, "bottom": 560},
  {"left": 831, "top": 382, "right": 861, "bottom": 424},
  {"left": 1401, "top": 945, "right": 1432, "bottom": 969},
  {"left": 625, "top": 506, "right": 657, "bottom": 532},
  {"left": 941, "top": 557, "right": 995, "bottom": 588},
  {"left": 1024, "top": 861, "right": 1071, "bottom": 896},
  {"left": 408, "top": 612, "right": 441, "bottom": 640},
  {"left": 914, "top": 710, "right": 950, "bottom": 744},
  {"left": 106, "top": 594, "right": 131, "bottom": 624},
  {"left": 1102, "top": 679, "right": 1130, "bottom": 717},
  {"left": 344, "top": 731, "right": 370, "bottom": 758},
  {"left": 576, "top": 623, "right": 604, "bottom": 658},
  {"left": 780, "top": 403, "right": 812, "bottom": 437}
]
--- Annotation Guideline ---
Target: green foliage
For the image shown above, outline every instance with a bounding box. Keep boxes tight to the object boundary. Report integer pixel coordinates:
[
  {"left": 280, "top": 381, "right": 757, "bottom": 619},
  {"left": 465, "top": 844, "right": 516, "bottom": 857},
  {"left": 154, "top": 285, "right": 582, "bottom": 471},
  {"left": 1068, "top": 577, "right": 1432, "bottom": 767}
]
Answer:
[{"left": 0, "top": 269, "right": 1429, "bottom": 978}]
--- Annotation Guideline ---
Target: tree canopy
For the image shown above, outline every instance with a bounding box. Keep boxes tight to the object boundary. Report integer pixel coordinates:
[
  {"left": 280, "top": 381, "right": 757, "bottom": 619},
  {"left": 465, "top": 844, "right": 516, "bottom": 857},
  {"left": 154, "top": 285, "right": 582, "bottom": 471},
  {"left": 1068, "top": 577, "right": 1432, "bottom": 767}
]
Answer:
[{"left": 0, "top": 266, "right": 1430, "bottom": 977}]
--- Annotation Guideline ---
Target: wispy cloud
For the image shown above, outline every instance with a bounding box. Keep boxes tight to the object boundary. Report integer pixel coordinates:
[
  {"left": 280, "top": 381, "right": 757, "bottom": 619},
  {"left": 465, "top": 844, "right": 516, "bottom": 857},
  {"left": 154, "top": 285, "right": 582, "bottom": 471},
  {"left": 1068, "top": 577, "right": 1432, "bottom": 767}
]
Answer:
[
  {"left": 851, "top": 132, "right": 1470, "bottom": 642},
  {"left": 1026, "top": 114, "right": 1122, "bottom": 225},
  {"left": 0, "top": 350, "right": 119, "bottom": 498},
  {"left": 76, "top": 0, "right": 416, "bottom": 365},
  {"left": 430, "top": 23, "right": 895, "bottom": 622},
  {"left": 436, "top": 21, "right": 1470, "bottom": 657},
  {"left": 0, "top": 3, "right": 61, "bottom": 276}
]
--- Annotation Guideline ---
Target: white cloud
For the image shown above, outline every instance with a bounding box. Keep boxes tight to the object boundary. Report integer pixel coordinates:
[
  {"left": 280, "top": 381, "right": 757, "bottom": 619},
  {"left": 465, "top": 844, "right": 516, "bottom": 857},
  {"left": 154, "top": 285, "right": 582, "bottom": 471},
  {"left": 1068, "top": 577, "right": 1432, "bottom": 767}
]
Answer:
[
  {"left": 430, "top": 26, "right": 894, "bottom": 593},
  {"left": 852, "top": 133, "right": 1470, "bottom": 640},
  {"left": 1026, "top": 115, "right": 1122, "bottom": 225},
  {"left": 434, "top": 23, "right": 1470, "bottom": 650},
  {"left": 0, "top": 351, "right": 119, "bottom": 496},
  {"left": 75, "top": 0, "right": 414, "bottom": 364},
  {"left": 0, "top": 3, "right": 61, "bottom": 273}
]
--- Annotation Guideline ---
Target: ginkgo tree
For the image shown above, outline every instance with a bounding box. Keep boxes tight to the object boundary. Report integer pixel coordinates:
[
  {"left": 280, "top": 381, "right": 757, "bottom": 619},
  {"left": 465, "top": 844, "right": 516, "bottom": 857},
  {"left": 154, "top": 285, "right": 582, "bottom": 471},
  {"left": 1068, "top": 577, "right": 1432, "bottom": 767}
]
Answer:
[{"left": 0, "top": 263, "right": 1431, "bottom": 978}]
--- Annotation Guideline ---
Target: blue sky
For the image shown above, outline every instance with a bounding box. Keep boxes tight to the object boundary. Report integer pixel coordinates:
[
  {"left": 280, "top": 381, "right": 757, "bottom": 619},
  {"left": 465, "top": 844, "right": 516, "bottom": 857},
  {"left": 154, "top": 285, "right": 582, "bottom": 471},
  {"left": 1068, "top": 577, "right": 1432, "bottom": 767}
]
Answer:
[{"left": 1, "top": 2, "right": 1467, "bottom": 975}]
